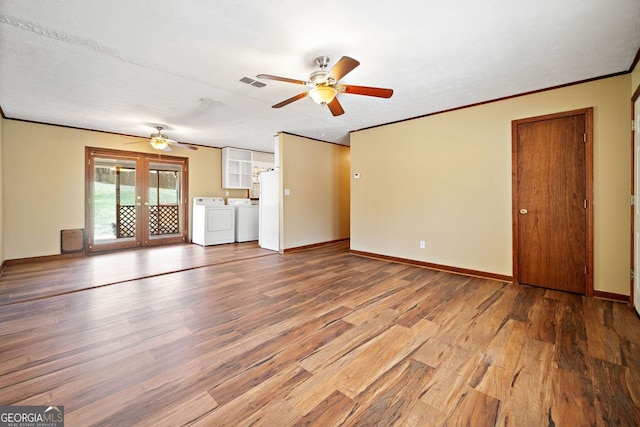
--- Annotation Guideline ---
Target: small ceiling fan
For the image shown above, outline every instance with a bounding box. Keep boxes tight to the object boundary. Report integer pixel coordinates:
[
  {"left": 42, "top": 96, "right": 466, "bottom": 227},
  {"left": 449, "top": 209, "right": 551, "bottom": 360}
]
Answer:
[
  {"left": 130, "top": 126, "right": 198, "bottom": 151},
  {"left": 257, "top": 56, "right": 393, "bottom": 116}
]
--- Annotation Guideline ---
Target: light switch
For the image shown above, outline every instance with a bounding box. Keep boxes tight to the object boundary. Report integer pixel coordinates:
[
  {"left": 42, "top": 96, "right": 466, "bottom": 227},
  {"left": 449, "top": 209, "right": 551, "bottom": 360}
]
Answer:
[{"left": 284, "top": 189, "right": 290, "bottom": 196}]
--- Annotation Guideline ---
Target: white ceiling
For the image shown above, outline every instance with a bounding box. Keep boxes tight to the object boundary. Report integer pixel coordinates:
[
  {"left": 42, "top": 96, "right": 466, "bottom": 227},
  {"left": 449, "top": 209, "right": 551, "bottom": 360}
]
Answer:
[{"left": 1, "top": 0, "right": 639, "bottom": 153}]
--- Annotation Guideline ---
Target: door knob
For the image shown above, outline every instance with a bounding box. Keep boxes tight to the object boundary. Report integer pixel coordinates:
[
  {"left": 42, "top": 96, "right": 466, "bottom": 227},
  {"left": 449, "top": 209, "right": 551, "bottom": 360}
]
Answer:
[{"left": 520, "top": 208, "right": 528, "bottom": 215}]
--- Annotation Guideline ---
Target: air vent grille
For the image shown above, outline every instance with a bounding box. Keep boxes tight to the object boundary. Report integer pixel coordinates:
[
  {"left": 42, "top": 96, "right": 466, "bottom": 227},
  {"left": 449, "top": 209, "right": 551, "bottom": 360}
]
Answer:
[{"left": 239, "top": 76, "right": 266, "bottom": 88}]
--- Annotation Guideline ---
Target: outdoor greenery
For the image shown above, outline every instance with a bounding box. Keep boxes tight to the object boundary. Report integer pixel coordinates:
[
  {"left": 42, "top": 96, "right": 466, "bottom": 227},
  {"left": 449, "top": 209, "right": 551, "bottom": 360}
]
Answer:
[{"left": 93, "top": 181, "right": 179, "bottom": 239}]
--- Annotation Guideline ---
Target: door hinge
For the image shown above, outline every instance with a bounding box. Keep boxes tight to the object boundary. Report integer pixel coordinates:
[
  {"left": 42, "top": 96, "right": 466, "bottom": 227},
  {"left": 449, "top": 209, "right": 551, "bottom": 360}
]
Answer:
[
  {"left": 584, "top": 199, "right": 587, "bottom": 209},
  {"left": 632, "top": 195, "right": 636, "bottom": 206},
  {"left": 585, "top": 265, "right": 588, "bottom": 275},
  {"left": 633, "top": 119, "right": 635, "bottom": 132},
  {"left": 583, "top": 133, "right": 587, "bottom": 143},
  {"left": 632, "top": 269, "right": 635, "bottom": 280}
]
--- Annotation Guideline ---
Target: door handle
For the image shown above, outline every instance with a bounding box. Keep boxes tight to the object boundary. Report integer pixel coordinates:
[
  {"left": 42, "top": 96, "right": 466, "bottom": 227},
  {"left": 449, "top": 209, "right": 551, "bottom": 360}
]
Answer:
[{"left": 520, "top": 208, "right": 528, "bottom": 215}]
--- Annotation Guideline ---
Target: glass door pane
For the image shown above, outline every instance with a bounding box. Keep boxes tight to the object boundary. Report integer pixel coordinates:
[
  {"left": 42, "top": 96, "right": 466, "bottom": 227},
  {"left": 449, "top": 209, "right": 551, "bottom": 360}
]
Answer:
[
  {"left": 88, "top": 155, "right": 142, "bottom": 253},
  {"left": 142, "top": 158, "right": 187, "bottom": 246},
  {"left": 148, "top": 163, "right": 181, "bottom": 238}
]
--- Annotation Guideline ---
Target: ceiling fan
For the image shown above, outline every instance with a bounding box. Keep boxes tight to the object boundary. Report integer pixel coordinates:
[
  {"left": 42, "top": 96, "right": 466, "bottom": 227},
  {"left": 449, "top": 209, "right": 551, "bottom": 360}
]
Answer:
[
  {"left": 257, "top": 56, "right": 393, "bottom": 116},
  {"left": 130, "top": 126, "right": 198, "bottom": 151}
]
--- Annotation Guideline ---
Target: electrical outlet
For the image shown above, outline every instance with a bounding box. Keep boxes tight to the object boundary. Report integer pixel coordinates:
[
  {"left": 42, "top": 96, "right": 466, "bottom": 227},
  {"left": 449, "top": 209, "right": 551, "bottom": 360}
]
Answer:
[{"left": 419, "top": 240, "right": 426, "bottom": 249}]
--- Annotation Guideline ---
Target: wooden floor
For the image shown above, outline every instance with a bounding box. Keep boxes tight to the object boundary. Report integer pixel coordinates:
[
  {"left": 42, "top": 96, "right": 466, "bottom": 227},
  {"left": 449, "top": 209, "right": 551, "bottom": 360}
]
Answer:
[{"left": 1, "top": 242, "right": 639, "bottom": 426}]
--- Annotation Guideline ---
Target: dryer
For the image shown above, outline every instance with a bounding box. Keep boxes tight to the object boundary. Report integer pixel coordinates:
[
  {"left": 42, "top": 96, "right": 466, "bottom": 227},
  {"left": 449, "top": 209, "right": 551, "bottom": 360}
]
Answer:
[
  {"left": 227, "top": 198, "right": 259, "bottom": 242},
  {"left": 192, "top": 197, "right": 235, "bottom": 246}
]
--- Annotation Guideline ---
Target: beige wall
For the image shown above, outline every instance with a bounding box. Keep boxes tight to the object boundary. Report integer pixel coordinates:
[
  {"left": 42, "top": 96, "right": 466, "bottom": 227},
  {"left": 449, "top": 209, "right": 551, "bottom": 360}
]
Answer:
[
  {"left": 281, "top": 133, "right": 350, "bottom": 250},
  {"left": 351, "top": 74, "right": 631, "bottom": 296},
  {"left": 252, "top": 150, "right": 275, "bottom": 164},
  {"left": 3, "top": 120, "right": 247, "bottom": 260}
]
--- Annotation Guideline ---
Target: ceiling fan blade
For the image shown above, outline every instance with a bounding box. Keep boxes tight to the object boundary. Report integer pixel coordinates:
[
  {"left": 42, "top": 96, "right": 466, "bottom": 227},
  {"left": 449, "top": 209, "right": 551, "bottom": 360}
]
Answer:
[
  {"left": 327, "top": 97, "right": 345, "bottom": 116},
  {"left": 124, "top": 136, "right": 148, "bottom": 145},
  {"left": 341, "top": 84, "right": 394, "bottom": 98},
  {"left": 272, "top": 92, "right": 308, "bottom": 108},
  {"left": 172, "top": 141, "right": 198, "bottom": 150},
  {"left": 256, "top": 74, "right": 307, "bottom": 85},
  {"left": 327, "top": 56, "right": 360, "bottom": 82}
]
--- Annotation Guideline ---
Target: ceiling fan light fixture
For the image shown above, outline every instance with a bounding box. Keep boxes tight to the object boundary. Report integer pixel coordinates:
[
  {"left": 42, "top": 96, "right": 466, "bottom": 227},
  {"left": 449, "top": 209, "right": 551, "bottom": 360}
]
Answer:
[
  {"left": 309, "top": 85, "right": 337, "bottom": 105},
  {"left": 150, "top": 136, "right": 168, "bottom": 150}
]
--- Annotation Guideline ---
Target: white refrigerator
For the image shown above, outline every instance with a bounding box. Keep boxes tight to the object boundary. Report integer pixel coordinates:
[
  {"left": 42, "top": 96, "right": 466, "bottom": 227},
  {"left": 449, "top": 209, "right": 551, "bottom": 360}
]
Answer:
[{"left": 259, "top": 169, "right": 280, "bottom": 251}]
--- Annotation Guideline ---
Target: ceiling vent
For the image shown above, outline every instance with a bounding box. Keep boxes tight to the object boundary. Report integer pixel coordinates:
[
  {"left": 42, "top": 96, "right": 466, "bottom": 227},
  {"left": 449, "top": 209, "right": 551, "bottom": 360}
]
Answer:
[{"left": 239, "top": 76, "right": 266, "bottom": 88}]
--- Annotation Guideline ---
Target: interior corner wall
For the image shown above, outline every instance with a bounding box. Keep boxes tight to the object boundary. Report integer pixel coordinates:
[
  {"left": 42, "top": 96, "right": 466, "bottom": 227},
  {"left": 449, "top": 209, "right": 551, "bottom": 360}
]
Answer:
[
  {"left": 351, "top": 74, "right": 631, "bottom": 296},
  {"left": 281, "top": 133, "right": 350, "bottom": 250},
  {"left": 2, "top": 120, "right": 247, "bottom": 260}
]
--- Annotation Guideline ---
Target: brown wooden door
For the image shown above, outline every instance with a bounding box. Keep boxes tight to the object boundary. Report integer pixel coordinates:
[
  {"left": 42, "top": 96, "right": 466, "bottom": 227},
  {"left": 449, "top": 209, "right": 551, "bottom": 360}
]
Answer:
[{"left": 512, "top": 109, "right": 593, "bottom": 294}]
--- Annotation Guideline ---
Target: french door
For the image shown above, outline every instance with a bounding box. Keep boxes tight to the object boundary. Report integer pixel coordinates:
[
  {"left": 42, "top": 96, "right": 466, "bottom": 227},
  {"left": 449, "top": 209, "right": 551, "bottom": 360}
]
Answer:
[{"left": 85, "top": 147, "right": 189, "bottom": 253}]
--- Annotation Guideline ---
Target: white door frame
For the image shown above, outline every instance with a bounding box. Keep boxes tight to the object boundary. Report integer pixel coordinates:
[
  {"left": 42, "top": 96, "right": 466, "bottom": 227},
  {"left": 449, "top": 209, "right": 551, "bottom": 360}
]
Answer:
[{"left": 634, "top": 95, "right": 640, "bottom": 314}]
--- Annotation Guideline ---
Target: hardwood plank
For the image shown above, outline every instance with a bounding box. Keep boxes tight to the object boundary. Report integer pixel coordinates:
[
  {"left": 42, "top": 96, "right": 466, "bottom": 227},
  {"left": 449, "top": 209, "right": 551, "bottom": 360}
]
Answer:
[
  {"left": 553, "top": 291, "right": 590, "bottom": 376},
  {"left": 525, "top": 295, "right": 558, "bottom": 344},
  {"left": 495, "top": 338, "right": 555, "bottom": 426},
  {"left": 446, "top": 386, "right": 500, "bottom": 427},
  {"left": 398, "top": 399, "right": 448, "bottom": 426},
  {"left": 590, "top": 357, "right": 640, "bottom": 425},
  {"left": 65, "top": 374, "right": 171, "bottom": 426},
  {"left": 418, "top": 344, "right": 481, "bottom": 415},
  {"left": 336, "top": 320, "right": 435, "bottom": 399},
  {"left": 234, "top": 398, "right": 301, "bottom": 427},
  {"left": 343, "top": 358, "right": 435, "bottom": 426},
  {"left": 209, "top": 309, "right": 354, "bottom": 406},
  {"left": 434, "top": 284, "right": 519, "bottom": 355},
  {"left": 286, "top": 322, "right": 423, "bottom": 413},
  {"left": 470, "top": 319, "right": 527, "bottom": 400},
  {"left": 583, "top": 297, "right": 622, "bottom": 365},
  {"left": 293, "top": 390, "right": 356, "bottom": 427},
  {"left": 191, "top": 365, "right": 310, "bottom": 426},
  {"left": 134, "top": 391, "right": 218, "bottom": 427},
  {"left": 551, "top": 368, "right": 596, "bottom": 426},
  {"left": 297, "top": 308, "right": 399, "bottom": 374}
]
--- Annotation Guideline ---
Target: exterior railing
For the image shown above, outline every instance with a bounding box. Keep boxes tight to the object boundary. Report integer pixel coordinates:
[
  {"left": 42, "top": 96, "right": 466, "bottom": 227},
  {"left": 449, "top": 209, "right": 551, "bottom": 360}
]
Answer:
[{"left": 117, "top": 204, "right": 180, "bottom": 237}]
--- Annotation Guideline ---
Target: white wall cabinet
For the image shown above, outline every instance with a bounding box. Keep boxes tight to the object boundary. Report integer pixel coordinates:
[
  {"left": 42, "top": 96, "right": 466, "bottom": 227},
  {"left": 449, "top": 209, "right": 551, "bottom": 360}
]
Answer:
[{"left": 222, "top": 147, "right": 253, "bottom": 189}]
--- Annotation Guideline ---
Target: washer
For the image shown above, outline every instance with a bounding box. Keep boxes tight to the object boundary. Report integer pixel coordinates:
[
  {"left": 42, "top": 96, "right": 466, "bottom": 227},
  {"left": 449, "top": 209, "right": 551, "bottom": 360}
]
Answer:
[
  {"left": 192, "top": 197, "right": 235, "bottom": 246},
  {"left": 227, "top": 198, "right": 259, "bottom": 242}
]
